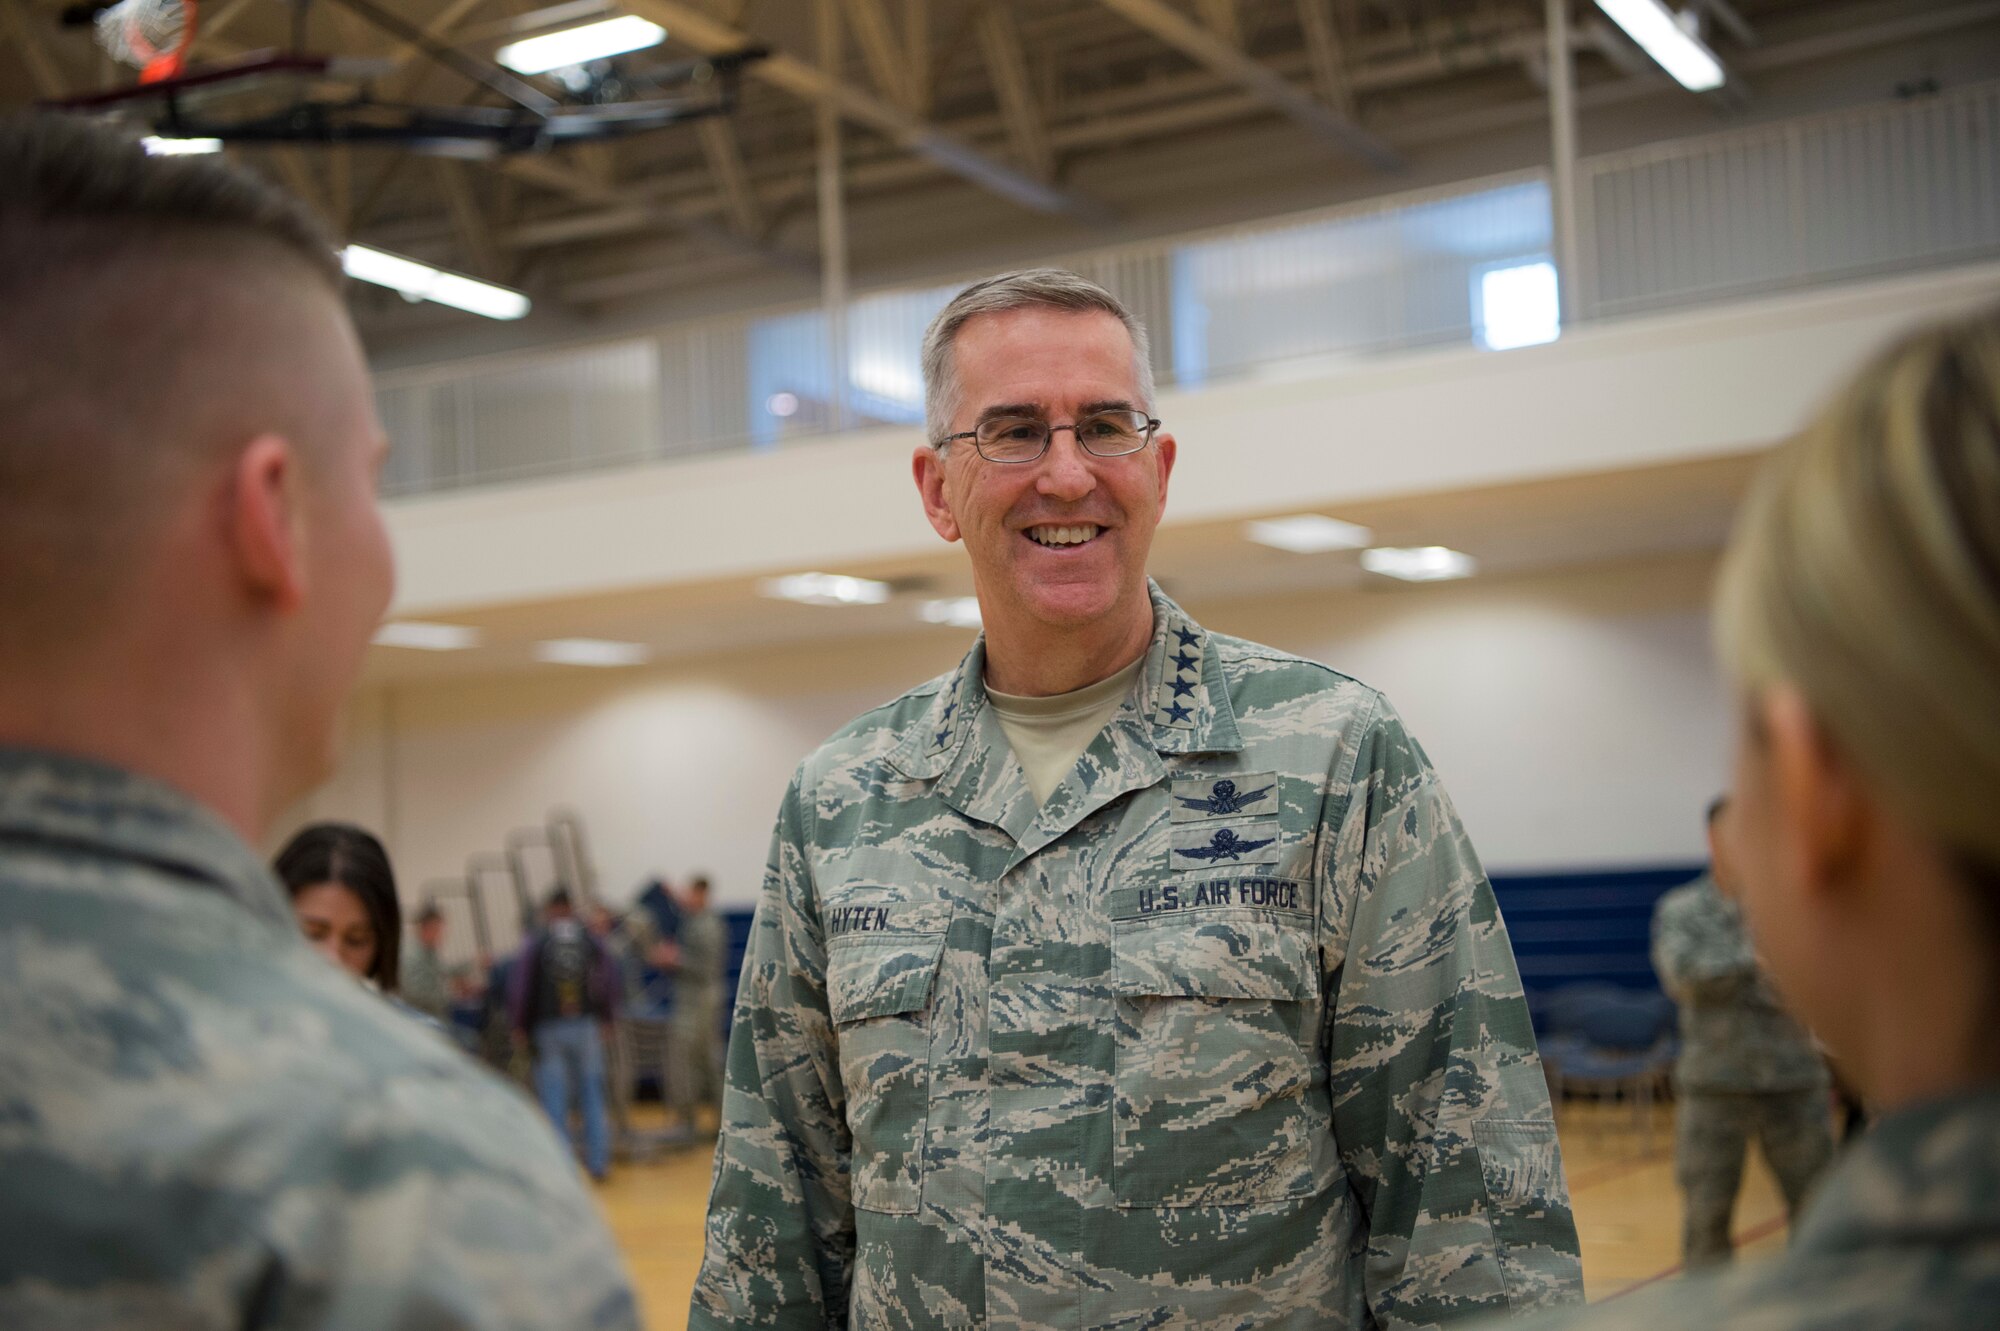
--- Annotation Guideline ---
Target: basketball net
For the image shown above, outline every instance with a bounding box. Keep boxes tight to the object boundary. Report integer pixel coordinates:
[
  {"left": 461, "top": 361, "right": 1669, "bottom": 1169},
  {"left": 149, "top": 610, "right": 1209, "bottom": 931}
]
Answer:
[{"left": 95, "top": 0, "right": 200, "bottom": 84}]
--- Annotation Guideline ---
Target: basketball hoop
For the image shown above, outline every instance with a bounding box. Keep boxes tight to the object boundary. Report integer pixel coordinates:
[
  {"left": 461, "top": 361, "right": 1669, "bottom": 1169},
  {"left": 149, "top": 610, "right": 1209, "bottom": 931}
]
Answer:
[{"left": 95, "top": 0, "right": 200, "bottom": 85}]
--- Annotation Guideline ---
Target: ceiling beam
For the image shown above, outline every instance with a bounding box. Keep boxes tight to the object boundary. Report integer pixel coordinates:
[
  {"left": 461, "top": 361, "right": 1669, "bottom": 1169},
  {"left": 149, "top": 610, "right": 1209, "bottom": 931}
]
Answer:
[
  {"left": 844, "top": 0, "right": 915, "bottom": 112},
  {"left": 903, "top": 0, "right": 933, "bottom": 117},
  {"left": 435, "top": 159, "right": 500, "bottom": 276},
  {"left": 1195, "top": 0, "right": 1241, "bottom": 48},
  {"left": 1295, "top": 0, "right": 1355, "bottom": 118},
  {"left": 698, "top": 116, "right": 766, "bottom": 236},
  {"left": 620, "top": 0, "right": 1103, "bottom": 219},
  {"left": 977, "top": 4, "right": 1055, "bottom": 182},
  {"left": 190, "top": 0, "right": 263, "bottom": 58},
  {"left": 3, "top": 0, "right": 71, "bottom": 98},
  {"left": 1093, "top": 0, "right": 1399, "bottom": 169}
]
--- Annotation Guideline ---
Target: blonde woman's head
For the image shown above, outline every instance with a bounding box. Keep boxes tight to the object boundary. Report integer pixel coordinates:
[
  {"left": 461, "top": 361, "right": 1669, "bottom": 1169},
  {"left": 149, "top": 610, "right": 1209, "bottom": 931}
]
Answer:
[{"left": 1714, "top": 305, "right": 2000, "bottom": 1100}]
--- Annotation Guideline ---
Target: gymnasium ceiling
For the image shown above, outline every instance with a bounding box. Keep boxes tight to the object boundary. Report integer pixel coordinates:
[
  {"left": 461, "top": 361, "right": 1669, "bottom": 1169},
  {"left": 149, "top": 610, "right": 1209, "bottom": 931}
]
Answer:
[{"left": 5, "top": 0, "right": 1992, "bottom": 345}]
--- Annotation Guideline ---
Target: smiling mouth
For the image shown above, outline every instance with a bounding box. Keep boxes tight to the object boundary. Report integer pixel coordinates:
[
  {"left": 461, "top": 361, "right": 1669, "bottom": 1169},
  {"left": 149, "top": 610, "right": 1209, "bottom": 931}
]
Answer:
[{"left": 1024, "top": 523, "right": 1105, "bottom": 548}]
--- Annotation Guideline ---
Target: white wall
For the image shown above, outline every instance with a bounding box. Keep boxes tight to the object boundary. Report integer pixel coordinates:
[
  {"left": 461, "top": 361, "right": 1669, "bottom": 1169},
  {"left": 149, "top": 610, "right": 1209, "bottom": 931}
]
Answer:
[{"left": 287, "top": 552, "right": 1725, "bottom": 911}]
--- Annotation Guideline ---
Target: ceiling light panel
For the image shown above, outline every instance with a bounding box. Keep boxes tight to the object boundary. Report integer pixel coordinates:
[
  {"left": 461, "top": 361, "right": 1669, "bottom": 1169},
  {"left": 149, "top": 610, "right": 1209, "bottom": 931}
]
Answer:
[
  {"left": 142, "top": 136, "right": 223, "bottom": 155},
  {"left": 496, "top": 15, "right": 667, "bottom": 75},
  {"left": 1360, "top": 546, "right": 1478, "bottom": 582},
  {"left": 342, "top": 244, "right": 530, "bottom": 320},
  {"left": 1595, "top": 0, "right": 1726, "bottom": 92},
  {"left": 535, "top": 638, "right": 653, "bottom": 667},
  {"left": 373, "top": 621, "right": 483, "bottom": 651},
  {"left": 760, "top": 572, "right": 893, "bottom": 607},
  {"left": 1243, "top": 515, "right": 1375, "bottom": 553}
]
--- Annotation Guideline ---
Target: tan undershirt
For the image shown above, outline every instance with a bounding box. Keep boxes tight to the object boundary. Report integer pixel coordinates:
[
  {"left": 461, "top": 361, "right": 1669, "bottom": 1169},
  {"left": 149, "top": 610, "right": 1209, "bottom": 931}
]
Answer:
[{"left": 985, "top": 656, "right": 1147, "bottom": 806}]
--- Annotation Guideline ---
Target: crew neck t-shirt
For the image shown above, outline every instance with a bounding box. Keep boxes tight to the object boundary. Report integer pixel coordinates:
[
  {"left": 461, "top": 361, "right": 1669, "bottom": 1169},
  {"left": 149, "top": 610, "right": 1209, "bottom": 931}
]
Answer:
[{"left": 985, "top": 656, "right": 1147, "bottom": 806}]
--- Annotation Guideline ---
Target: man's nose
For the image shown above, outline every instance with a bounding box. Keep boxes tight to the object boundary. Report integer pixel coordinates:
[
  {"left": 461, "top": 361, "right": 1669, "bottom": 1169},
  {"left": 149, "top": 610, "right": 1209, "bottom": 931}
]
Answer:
[{"left": 1035, "top": 427, "right": 1097, "bottom": 501}]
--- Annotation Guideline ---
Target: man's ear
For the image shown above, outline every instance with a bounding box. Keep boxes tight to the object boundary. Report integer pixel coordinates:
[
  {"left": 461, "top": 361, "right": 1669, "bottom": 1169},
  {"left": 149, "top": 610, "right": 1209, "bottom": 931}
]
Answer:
[
  {"left": 913, "top": 445, "right": 962, "bottom": 543},
  {"left": 226, "top": 434, "right": 306, "bottom": 613},
  {"left": 1152, "top": 430, "right": 1176, "bottom": 518},
  {"left": 1762, "top": 687, "right": 1870, "bottom": 903}
]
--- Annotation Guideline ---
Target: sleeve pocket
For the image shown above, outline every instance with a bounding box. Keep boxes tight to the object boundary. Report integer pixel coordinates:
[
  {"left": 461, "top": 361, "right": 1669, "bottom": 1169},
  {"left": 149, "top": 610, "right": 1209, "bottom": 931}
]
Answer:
[{"left": 1471, "top": 1118, "right": 1585, "bottom": 1310}]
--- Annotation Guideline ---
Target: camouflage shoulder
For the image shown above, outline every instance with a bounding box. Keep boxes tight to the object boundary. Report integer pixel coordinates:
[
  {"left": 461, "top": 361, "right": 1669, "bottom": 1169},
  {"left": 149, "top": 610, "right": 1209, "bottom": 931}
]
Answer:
[
  {"left": 1208, "top": 632, "right": 1391, "bottom": 720},
  {"left": 792, "top": 666, "right": 953, "bottom": 793}
]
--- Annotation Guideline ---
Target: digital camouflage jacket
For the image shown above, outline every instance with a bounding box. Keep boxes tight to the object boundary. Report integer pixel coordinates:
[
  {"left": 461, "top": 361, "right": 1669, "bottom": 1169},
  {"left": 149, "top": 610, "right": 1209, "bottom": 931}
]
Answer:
[
  {"left": 0, "top": 747, "right": 640, "bottom": 1330},
  {"left": 1491, "top": 1087, "right": 2000, "bottom": 1331},
  {"left": 691, "top": 586, "right": 1581, "bottom": 1331},
  {"left": 1651, "top": 875, "right": 1827, "bottom": 1094}
]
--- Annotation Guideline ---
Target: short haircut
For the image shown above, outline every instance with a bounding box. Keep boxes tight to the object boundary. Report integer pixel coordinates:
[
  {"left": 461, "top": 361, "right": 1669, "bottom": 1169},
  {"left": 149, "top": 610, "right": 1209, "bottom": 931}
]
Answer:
[
  {"left": 1705, "top": 796, "right": 1729, "bottom": 826},
  {"left": 546, "top": 888, "right": 575, "bottom": 912},
  {"left": 274, "top": 823, "right": 403, "bottom": 992},
  {"left": 920, "top": 268, "right": 1155, "bottom": 445},
  {"left": 0, "top": 112, "right": 343, "bottom": 650}
]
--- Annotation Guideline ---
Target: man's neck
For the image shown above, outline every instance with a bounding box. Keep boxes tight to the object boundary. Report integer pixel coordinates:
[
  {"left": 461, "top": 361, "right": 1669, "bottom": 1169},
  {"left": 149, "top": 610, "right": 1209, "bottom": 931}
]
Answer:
[
  {"left": 0, "top": 655, "right": 274, "bottom": 843},
  {"left": 982, "top": 602, "right": 1156, "bottom": 697}
]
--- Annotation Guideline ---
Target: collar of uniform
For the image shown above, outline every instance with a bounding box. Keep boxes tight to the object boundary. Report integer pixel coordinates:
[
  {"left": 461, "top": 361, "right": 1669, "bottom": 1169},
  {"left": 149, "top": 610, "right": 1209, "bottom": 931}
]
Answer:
[
  {"left": 884, "top": 581, "right": 1239, "bottom": 781},
  {"left": 884, "top": 645, "right": 991, "bottom": 781},
  {"left": 1140, "top": 581, "right": 1240, "bottom": 754},
  {"left": 1791, "top": 1084, "right": 2000, "bottom": 1251},
  {"left": 0, "top": 745, "right": 295, "bottom": 931}
]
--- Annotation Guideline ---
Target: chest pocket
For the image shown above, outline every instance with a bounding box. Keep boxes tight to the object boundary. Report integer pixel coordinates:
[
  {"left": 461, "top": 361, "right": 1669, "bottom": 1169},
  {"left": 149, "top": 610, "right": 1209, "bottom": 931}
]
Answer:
[
  {"left": 1110, "top": 892, "right": 1334, "bottom": 1208},
  {"left": 825, "top": 900, "right": 951, "bottom": 1214}
]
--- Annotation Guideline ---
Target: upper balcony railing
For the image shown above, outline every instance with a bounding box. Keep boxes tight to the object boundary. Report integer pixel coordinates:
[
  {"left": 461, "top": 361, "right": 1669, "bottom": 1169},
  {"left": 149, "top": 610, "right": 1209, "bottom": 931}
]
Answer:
[{"left": 377, "top": 80, "right": 2000, "bottom": 500}]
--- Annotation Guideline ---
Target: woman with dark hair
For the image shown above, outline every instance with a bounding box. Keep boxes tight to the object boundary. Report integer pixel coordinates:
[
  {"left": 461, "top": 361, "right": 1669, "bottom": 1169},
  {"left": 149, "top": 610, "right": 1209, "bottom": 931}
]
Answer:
[{"left": 274, "top": 822, "right": 402, "bottom": 993}]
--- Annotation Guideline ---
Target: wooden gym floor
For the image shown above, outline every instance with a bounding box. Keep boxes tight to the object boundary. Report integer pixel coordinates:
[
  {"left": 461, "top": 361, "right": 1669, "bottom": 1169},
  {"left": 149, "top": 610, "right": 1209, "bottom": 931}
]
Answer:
[{"left": 593, "top": 1100, "right": 1795, "bottom": 1328}]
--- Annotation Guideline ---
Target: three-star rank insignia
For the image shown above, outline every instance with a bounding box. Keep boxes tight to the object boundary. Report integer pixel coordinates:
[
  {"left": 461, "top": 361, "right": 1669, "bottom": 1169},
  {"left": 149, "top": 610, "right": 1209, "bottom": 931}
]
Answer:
[{"left": 1153, "top": 618, "right": 1208, "bottom": 729}]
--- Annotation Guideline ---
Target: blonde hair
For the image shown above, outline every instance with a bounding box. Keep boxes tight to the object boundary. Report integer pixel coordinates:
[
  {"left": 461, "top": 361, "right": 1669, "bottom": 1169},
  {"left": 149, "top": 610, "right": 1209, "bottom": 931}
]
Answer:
[{"left": 1715, "top": 305, "right": 2000, "bottom": 867}]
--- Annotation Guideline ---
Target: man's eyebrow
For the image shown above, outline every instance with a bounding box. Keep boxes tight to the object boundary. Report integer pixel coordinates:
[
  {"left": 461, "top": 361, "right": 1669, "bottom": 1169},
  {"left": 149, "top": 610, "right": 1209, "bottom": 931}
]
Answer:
[
  {"left": 975, "top": 402, "right": 1045, "bottom": 423},
  {"left": 1080, "top": 399, "right": 1136, "bottom": 415}
]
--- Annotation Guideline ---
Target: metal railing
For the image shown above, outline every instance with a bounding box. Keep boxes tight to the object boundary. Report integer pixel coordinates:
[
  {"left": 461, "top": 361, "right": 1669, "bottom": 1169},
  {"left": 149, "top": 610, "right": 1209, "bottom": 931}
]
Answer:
[{"left": 378, "top": 81, "right": 2000, "bottom": 500}]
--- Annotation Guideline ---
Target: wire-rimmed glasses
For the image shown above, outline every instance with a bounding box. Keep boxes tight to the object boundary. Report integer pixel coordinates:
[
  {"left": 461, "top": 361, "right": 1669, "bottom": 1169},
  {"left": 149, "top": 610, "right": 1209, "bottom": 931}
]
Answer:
[{"left": 936, "top": 409, "right": 1160, "bottom": 464}]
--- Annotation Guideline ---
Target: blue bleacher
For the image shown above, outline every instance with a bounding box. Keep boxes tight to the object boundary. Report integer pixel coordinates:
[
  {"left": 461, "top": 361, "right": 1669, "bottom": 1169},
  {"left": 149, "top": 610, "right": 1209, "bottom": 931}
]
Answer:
[{"left": 1491, "top": 863, "right": 1703, "bottom": 1027}]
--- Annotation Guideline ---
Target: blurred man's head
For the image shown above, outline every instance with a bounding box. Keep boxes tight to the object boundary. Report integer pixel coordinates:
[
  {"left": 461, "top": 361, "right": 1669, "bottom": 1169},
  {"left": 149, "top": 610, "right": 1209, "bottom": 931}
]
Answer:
[
  {"left": 416, "top": 904, "right": 445, "bottom": 951},
  {"left": 687, "top": 875, "right": 711, "bottom": 910},
  {"left": 0, "top": 114, "right": 392, "bottom": 834},
  {"left": 1705, "top": 795, "right": 1737, "bottom": 897},
  {"left": 545, "top": 888, "right": 575, "bottom": 921}
]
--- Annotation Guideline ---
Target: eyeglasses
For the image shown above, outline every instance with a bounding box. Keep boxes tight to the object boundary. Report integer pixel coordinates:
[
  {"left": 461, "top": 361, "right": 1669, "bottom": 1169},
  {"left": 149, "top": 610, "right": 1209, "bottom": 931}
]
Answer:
[{"left": 936, "top": 409, "right": 1161, "bottom": 464}]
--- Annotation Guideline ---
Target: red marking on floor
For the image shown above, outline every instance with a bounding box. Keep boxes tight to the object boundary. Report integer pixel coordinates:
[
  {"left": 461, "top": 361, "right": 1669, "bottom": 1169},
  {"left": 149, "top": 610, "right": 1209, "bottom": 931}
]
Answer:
[{"left": 1601, "top": 1215, "right": 1789, "bottom": 1302}]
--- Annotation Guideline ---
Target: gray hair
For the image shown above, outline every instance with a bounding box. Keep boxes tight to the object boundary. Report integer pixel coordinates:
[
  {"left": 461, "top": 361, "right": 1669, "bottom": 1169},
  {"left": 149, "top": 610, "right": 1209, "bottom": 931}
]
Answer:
[{"left": 920, "top": 267, "right": 1155, "bottom": 445}]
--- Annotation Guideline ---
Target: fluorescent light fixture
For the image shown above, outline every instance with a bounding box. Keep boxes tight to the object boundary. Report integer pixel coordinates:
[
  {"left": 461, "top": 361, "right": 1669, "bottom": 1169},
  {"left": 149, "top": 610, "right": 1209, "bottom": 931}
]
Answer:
[
  {"left": 1243, "top": 514, "right": 1375, "bottom": 554},
  {"left": 1478, "top": 260, "right": 1561, "bottom": 351},
  {"left": 1361, "top": 546, "right": 1478, "bottom": 582},
  {"left": 535, "top": 638, "right": 652, "bottom": 667},
  {"left": 1595, "top": 0, "right": 1726, "bottom": 92},
  {"left": 373, "top": 621, "right": 483, "bottom": 651},
  {"left": 341, "top": 244, "right": 530, "bottom": 320},
  {"left": 918, "top": 597, "right": 983, "bottom": 629},
  {"left": 142, "top": 136, "right": 223, "bottom": 155},
  {"left": 496, "top": 14, "right": 666, "bottom": 74},
  {"left": 760, "top": 572, "right": 893, "bottom": 607}
]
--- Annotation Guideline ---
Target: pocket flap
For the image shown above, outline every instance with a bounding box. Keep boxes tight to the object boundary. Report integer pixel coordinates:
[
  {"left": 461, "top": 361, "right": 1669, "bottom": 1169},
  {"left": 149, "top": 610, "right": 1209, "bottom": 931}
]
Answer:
[
  {"left": 1113, "top": 911, "right": 1317, "bottom": 1002},
  {"left": 827, "top": 926, "right": 949, "bottom": 1025}
]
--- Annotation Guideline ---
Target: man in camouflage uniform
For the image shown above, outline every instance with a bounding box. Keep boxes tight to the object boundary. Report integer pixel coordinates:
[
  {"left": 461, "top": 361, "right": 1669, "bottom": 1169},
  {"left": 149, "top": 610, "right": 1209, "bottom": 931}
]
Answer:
[
  {"left": 1652, "top": 799, "right": 1832, "bottom": 1268},
  {"left": 691, "top": 270, "right": 1581, "bottom": 1331},
  {"left": 0, "top": 114, "right": 638, "bottom": 1328},
  {"left": 667, "top": 875, "right": 729, "bottom": 1128},
  {"left": 401, "top": 902, "right": 454, "bottom": 1022}
]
